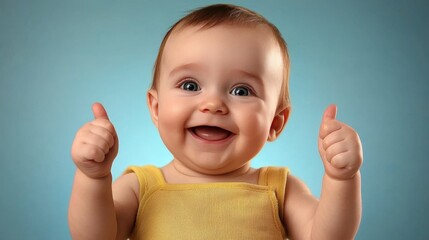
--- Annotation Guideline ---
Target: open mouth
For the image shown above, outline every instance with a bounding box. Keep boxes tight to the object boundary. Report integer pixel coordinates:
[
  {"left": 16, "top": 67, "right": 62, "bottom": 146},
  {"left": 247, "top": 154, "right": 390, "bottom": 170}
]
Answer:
[{"left": 189, "top": 126, "right": 234, "bottom": 141}]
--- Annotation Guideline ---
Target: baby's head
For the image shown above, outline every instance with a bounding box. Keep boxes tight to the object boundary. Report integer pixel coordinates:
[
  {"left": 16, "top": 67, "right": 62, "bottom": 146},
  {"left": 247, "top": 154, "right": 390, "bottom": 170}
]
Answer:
[
  {"left": 151, "top": 4, "right": 290, "bottom": 112},
  {"left": 147, "top": 4, "right": 291, "bottom": 174}
]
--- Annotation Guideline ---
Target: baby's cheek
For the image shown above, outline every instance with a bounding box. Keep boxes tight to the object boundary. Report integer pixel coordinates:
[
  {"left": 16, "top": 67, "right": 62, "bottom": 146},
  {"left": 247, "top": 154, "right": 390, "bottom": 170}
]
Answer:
[
  {"left": 158, "top": 99, "right": 187, "bottom": 120},
  {"left": 252, "top": 110, "right": 271, "bottom": 133},
  {"left": 156, "top": 101, "right": 187, "bottom": 137},
  {"left": 241, "top": 111, "right": 271, "bottom": 145}
]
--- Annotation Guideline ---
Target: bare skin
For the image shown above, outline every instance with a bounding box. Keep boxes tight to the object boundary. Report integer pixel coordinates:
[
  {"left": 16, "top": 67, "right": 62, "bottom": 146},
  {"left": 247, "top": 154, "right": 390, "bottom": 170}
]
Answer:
[
  {"left": 69, "top": 103, "right": 362, "bottom": 240},
  {"left": 69, "top": 24, "right": 362, "bottom": 240}
]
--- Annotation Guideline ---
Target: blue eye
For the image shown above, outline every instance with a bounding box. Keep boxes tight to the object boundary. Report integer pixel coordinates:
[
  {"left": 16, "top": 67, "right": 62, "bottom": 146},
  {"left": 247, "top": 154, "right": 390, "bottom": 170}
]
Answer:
[
  {"left": 180, "top": 81, "right": 200, "bottom": 91},
  {"left": 230, "top": 86, "right": 251, "bottom": 96}
]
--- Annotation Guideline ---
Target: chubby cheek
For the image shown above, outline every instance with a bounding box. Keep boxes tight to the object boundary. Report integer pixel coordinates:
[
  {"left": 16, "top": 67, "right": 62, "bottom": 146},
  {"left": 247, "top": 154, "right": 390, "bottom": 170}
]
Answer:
[
  {"left": 235, "top": 106, "right": 272, "bottom": 153},
  {"left": 156, "top": 98, "right": 190, "bottom": 149},
  {"left": 157, "top": 93, "right": 189, "bottom": 125}
]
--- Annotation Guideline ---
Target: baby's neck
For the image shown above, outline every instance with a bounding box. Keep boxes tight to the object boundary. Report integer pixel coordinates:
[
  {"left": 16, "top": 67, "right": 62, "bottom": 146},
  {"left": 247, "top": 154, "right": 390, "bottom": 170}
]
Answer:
[{"left": 161, "top": 161, "right": 259, "bottom": 184}]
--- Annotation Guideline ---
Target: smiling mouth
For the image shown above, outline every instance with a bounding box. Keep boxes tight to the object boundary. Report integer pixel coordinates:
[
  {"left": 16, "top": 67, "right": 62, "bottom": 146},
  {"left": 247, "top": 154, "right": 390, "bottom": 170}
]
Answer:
[{"left": 189, "top": 126, "right": 233, "bottom": 141}]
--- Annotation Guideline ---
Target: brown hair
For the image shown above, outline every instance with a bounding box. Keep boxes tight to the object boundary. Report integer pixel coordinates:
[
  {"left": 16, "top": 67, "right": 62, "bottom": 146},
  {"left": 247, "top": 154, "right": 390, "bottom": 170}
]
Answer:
[{"left": 151, "top": 4, "right": 291, "bottom": 110}]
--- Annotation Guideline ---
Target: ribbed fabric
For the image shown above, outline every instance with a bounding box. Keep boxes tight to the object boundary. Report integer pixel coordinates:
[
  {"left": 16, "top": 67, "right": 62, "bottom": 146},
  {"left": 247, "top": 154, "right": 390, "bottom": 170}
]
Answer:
[{"left": 124, "top": 165, "right": 289, "bottom": 240}]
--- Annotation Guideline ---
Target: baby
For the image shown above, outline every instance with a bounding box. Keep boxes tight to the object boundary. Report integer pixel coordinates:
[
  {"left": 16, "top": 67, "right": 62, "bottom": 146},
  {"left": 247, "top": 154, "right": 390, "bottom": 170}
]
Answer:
[{"left": 69, "top": 4, "right": 362, "bottom": 240}]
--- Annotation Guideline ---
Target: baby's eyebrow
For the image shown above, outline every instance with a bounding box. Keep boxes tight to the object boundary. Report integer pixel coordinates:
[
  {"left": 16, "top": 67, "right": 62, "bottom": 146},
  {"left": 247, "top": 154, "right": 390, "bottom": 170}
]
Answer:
[
  {"left": 169, "top": 63, "right": 264, "bottom": 85},
  {"left": 169, "top": 63, "right": 206, "bottom": 77},
  {"left": 231, "top": 69, "right": 263, "bottom": 84}
]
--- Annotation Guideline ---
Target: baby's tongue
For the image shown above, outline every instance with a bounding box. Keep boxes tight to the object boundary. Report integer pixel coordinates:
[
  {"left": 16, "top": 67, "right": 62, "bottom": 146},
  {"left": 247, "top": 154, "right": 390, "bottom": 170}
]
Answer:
[{"left": 193, "top": 126, "right": 231, "bottom": 141}]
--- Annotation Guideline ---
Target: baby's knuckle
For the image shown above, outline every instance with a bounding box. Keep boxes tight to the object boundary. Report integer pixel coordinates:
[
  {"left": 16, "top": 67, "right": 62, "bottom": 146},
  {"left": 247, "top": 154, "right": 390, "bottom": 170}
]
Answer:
[
  {"left": 86, "top": 147, "right": 99, "bottom": 158},
  {"left": 326, "top": 147, "right": 335, "bottom": 156},
  {"left": 103, "top": 130, "right": 114, "bottom": 141},
  {"left": 102, "top": 142, "right": 110, "bottom": 153},
  {"left": 322, "top": 141, "right": 329, "bottom": 150},
  {"left": 100, "top": 120, "right": 115, "bottom": 132},
  {"left": 105, "top": 123, "right": 115, "bottom": 133}
]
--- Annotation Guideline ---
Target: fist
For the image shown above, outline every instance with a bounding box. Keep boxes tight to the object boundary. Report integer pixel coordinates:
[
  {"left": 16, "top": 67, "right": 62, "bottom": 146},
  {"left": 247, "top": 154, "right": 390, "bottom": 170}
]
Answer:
[
  {"left": 71, "top": 103, "right": 119, "bottom": 179},
  {"left": 318, "top": 105, "right": 363, "bottom": 180}
]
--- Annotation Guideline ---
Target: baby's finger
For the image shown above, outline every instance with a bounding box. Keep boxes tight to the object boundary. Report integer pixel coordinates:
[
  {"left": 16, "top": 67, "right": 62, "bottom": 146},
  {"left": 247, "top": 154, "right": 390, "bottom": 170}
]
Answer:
[
  {"left": 325, "top": 142, "right": 348, "bottom": 164},
  {"left": 89, "top": 125, "right": 115, "bottom": 148},
  {"left": 79, "top": 144, "right": 106, "bottom": 163},
  {"left": 82, "top": 133, "right": 111, "bottom": 154},
  {"left": 322, "top": 131, "right": 345, "bottom": 150},
  {"left": 330, "top": 152, "right": 352, "bottom": 169},
  {"left": 319, "top": 120, "right": 342, "bottom": 140},
  {"left": 90, "top": 119, "right": 117, "bottom": 137},
  {"left": 92, "top": 102, "right": 109, "bottom": 120}
]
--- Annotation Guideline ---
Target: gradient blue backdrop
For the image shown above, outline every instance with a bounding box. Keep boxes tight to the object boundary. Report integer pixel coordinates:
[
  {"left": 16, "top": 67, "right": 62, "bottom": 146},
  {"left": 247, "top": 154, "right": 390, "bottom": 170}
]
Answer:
[{"left": 1, "top": 0, "right": 428, "bottom": 239}]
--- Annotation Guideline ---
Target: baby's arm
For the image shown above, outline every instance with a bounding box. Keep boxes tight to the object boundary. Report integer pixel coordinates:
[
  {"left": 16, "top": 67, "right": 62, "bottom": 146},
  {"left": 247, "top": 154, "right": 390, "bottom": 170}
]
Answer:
[
  {"left": 68, "top": 103, "right": 138, "bottom": 239},
  {"left": 284, "top": 105, "right": 363, "bottom": 240}
]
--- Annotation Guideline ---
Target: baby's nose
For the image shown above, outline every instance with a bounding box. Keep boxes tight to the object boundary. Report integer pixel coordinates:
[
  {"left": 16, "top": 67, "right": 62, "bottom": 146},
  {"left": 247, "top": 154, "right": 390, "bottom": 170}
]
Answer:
[{"left": 199, "top": 94, "right": 228, "bottom": 114}]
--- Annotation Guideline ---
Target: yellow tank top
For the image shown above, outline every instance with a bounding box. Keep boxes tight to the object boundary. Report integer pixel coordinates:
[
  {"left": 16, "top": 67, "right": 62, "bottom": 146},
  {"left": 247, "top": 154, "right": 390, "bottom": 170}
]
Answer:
[{"left": 124, "top": 165, "right": 289, "bottom": 240}]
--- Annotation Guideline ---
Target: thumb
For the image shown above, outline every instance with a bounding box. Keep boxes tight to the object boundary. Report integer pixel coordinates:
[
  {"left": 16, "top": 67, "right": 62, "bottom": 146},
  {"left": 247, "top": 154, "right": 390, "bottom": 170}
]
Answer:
[
  {"left": 92, "top": 102, "right": 109, "bottom": 120},
  {"left": 323, "top": 104, "right": 337, "bottom": 121}
]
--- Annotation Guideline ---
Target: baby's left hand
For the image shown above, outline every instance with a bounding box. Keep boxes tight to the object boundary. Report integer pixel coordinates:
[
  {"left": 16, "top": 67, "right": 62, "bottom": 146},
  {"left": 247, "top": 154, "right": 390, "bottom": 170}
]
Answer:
[{"left": 318, "top": 105, "right": 363, "bottom": 180}]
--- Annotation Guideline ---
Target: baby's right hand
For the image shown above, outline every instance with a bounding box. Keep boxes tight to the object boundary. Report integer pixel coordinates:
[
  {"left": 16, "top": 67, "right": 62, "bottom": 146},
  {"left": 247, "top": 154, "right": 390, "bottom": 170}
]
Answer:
[{"left": 71, "top": 103, "right": 119, "bottom": 179}]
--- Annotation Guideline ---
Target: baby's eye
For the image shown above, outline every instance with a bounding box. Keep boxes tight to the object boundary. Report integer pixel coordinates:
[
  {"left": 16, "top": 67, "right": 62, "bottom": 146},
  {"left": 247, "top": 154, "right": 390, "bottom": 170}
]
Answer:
[
  {"left": 180, "top": 80, "right": 200, "bottom": 91},
  {"left": 230, "top": 86, "right": 252, "bottom": 96}
]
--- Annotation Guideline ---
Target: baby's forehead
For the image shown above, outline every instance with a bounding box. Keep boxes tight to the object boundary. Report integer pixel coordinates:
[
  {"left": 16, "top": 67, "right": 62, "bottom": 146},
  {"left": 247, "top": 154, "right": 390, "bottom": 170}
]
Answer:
[
  {"left": 170, "top": 22, "right": 274, "bottom": 40},
  {"left": 161, "top": 24, "right": 280, "bottom": 67},
  {"left": 163, "top": 23, "right": 279, "bottom": 59},
  {"left": 158, "top": 23, "right": 284, "bottom": 87}
]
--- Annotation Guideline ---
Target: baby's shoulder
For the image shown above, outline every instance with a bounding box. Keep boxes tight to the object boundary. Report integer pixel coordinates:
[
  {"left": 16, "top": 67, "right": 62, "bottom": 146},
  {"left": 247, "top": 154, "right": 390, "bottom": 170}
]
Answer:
[
  {"left": 113, "top": 172, "right": 140, "bottom": 201},
  {"left": 286, "top": 174, "right": 313, "bottom": 196}
]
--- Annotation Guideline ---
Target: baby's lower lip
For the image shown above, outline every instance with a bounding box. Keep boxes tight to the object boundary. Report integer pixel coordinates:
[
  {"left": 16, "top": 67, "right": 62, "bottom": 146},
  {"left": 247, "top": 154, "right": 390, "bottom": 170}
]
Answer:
[{"left": 188, "top": 126, "right": 234, "bottom": 142}]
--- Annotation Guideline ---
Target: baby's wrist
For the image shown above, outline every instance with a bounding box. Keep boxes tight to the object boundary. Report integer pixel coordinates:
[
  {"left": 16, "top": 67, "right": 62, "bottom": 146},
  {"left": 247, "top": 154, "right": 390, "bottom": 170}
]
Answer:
[
  {"left": 324, "top": 169, "right": 361, "bottom": 182},
  {"left": 76, "top": 168, "right": 113, "bottom": 182}
]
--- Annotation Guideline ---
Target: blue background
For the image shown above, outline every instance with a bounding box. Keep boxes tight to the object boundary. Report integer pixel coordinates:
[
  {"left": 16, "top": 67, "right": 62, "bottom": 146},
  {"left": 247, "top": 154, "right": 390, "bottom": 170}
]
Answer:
[{"left": 1, "top": 0, "right": 428, "bottom": 239}]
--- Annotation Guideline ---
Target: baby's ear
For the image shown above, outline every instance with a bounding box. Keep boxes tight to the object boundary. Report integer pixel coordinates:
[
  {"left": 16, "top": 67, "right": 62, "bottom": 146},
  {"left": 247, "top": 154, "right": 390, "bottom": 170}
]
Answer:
[
  {"left": 147, "top": 89, "right": 159, "bottom": 128},
  {"left": 268, "top": 107, "right": 290, "bottom": 142}
]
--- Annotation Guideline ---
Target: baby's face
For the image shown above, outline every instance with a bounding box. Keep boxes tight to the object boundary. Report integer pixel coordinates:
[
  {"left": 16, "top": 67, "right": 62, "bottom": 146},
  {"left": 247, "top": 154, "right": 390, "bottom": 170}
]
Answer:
[{"left": 148, "top": 24, "right": 284, "bottom": 174}]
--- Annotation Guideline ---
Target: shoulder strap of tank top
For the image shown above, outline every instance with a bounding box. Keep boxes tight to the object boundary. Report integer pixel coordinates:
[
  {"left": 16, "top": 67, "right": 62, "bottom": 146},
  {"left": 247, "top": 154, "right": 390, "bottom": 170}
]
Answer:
[
  {"left": 123, "top": 165, "right": 165, "bottom": 198},
  {"left": 258, "top": 167, "right": 289, "bottom": 224}
]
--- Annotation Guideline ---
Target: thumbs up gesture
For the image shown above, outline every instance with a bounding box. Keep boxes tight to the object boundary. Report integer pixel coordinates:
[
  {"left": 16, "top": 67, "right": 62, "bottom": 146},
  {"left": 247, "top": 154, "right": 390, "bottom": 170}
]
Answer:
[
  {"left": 318, "top": 105, "right": 363, "bottom": 180},
  {"left": 71, "top": 103, "right": 119, "bottom": 179}
]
